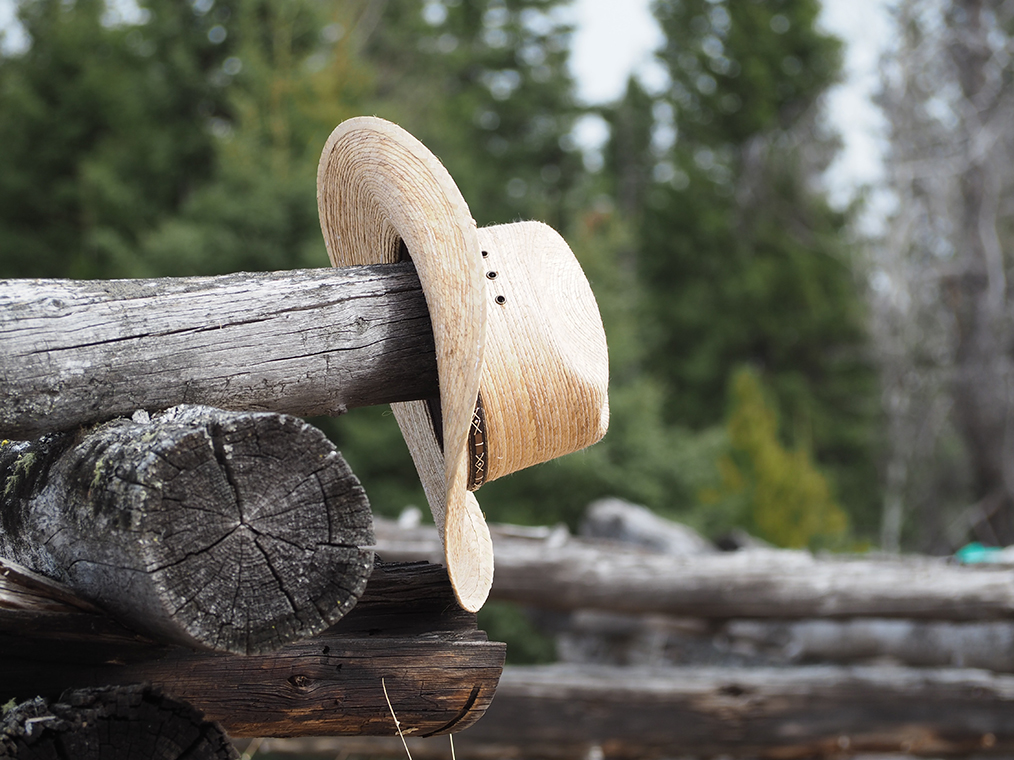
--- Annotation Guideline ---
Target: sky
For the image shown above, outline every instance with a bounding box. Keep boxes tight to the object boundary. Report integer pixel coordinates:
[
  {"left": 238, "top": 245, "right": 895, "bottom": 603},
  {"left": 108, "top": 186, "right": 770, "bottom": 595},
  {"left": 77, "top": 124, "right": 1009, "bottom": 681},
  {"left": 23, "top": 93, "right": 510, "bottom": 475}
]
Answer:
[
  {"left": 567, "top": 0, "right": 894, "bottom": 219},
  {"left": 0, "top": 0, "right": 893, "bottom": 217}
]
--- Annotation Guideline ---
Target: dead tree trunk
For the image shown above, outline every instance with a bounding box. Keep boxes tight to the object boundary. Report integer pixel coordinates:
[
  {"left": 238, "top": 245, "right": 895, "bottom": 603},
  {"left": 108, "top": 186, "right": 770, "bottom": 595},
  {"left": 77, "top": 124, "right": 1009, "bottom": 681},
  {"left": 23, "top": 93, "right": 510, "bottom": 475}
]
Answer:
[
  {"left": 0, "top": 405, "right": 374, "bottom": 654},
  {"left": 1, "top": 684, "right": 239, "bottom": 760},
  {"left": 0, "top": 263, "right": 437, "bottom": 439}
]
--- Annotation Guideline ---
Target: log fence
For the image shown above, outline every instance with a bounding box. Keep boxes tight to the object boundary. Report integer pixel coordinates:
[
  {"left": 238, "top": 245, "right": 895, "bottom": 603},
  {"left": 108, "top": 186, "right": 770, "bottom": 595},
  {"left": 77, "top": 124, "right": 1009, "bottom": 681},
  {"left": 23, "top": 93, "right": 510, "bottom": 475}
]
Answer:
[{"left": 5, "top": 268, "right": 1014, "bottom": 758}]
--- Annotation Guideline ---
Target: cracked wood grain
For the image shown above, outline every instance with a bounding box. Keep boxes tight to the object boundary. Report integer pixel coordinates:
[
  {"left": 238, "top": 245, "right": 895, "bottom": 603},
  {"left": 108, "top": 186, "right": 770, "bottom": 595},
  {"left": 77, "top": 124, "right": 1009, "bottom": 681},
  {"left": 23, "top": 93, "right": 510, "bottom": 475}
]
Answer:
[
  {"left": 0, "top": 263, "right": 438, "bottom": 439},
  {"left": 0, "top": 405, "right": 374, "bottom": 654}
]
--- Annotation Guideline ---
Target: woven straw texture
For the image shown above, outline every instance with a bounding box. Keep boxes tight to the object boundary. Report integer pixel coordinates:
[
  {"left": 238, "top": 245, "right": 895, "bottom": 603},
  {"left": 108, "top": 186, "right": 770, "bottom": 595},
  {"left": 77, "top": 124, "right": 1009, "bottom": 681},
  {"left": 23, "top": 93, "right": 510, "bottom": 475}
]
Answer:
[{"left": 317, "top": 117, "right": 608, "bottom": 612}]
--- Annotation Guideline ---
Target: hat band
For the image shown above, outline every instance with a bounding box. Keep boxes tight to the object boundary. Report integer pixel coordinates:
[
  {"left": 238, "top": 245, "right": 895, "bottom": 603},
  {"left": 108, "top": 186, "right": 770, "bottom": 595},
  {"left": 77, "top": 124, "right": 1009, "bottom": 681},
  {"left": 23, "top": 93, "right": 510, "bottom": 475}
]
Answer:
[{"left": 467, "top": 392, "right": 488, "bottom": 491}]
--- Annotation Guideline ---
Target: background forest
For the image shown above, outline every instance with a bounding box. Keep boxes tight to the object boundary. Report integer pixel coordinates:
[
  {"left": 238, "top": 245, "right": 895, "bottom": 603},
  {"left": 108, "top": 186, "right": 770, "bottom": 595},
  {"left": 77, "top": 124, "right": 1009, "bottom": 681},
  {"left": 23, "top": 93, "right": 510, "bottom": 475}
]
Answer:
[{"left": 2, "top": 0, "right": 1013, "bottom": 566}]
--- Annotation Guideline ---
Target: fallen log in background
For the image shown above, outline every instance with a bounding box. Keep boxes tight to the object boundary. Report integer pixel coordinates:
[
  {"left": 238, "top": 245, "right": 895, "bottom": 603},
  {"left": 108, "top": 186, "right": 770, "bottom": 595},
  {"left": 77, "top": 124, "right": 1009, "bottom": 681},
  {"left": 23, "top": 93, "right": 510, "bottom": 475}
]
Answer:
[
  {"left": 547, "top": 609, "right": 1014, "bottom": 672},
  {"left": 0, "top": 263, "right": 438, "bottom": 439},
  {"left": 374, "top": 519, "right": 1014, "bottom": 621},
  {"left": 0, "top": 562, "right": 505, "bottom": 738},
  {"left": 2, "top": 684, "right": 238, "bottom": 760},
  {"left": 249, "top": 663, "right": 1014, "bottom": 759},
  {"left": 1, "top": 405, "right": 374, "bottom": 654}
]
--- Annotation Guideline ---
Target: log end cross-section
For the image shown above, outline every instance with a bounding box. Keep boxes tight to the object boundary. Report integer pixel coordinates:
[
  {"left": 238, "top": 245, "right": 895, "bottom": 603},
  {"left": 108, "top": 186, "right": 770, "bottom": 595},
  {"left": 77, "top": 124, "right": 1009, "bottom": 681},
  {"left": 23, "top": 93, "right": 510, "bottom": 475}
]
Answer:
[{"left": 0, "top": 405, "right": 375, "bottom": 654}]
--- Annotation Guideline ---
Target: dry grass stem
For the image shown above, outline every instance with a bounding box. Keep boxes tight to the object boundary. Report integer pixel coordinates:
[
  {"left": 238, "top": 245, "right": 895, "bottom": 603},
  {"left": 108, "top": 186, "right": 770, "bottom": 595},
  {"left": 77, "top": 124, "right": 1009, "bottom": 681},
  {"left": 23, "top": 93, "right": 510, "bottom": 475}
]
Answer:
[
  {"left": 240, "top": 737, "right": 263, "bottom": 760},
  {"left": 382, "top": 677, "right": 413, "bottom": 760}
]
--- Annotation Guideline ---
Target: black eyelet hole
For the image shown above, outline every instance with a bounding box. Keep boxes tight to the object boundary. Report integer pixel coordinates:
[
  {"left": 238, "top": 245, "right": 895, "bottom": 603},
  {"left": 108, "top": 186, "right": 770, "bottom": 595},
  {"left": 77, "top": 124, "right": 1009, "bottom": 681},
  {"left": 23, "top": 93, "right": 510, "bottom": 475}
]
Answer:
[
  {"left": 481, "top": 250, "right": 489, "bottom": 258},
  {"left": 495, "top": 295, "right": 507, "bottom": 305},
  {"left": 486, "top": 271, "right": 497, "bottom": 279}
]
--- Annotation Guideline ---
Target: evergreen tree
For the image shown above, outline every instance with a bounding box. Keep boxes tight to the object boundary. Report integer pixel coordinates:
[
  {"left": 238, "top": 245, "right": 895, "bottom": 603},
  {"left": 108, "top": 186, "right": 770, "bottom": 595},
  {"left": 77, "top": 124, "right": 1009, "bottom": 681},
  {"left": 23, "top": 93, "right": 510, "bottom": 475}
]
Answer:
[
  {"left": 602, "top": 0, "right": 881, "bottom": 538},
  {"left": 361, "top": 0, "right": 583, "bottom": 228},
  {"left": 0, "top": 0, "right": 237, "bottom": 278}
]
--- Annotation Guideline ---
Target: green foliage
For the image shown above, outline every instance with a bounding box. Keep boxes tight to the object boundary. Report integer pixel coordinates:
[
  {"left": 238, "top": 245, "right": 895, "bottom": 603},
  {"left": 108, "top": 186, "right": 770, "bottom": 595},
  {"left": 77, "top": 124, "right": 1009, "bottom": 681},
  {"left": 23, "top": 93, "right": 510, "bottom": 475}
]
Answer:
[
  {"left": 476, "top": 601, "right": 556, "bottom": 664},
  {"left": 701, "top": 367, "right": 849, "bottom": 548},
  {"left": 361, "top": 0, "right": 583, "bottom": 228},
  {"left": 0, "top": 0, "right": 885, "bottom": 553},
  {"left": 0, "top": 0, "right": 236, "bottom": 278},
  {"left": 654, "top": 0, "right": 842, "bottom": 144},
  {"left": 601, "top": 0, "right": 882, "bottom": 540}
]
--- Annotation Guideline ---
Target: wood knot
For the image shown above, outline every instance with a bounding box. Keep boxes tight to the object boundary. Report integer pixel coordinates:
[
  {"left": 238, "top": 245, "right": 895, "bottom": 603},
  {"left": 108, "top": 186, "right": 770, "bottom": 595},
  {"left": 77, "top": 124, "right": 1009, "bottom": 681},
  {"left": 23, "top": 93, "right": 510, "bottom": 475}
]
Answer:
[{"left": 288, "top": 674, "right": 313, "bottom": 689}]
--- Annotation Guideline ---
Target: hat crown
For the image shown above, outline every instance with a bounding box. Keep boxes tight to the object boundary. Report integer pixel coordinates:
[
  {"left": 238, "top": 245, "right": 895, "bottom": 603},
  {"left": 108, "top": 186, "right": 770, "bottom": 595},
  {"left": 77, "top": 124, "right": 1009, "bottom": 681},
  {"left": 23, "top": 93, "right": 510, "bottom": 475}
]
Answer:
[{"left": 476, "top": 222, "right": 609, "bottom": 483}]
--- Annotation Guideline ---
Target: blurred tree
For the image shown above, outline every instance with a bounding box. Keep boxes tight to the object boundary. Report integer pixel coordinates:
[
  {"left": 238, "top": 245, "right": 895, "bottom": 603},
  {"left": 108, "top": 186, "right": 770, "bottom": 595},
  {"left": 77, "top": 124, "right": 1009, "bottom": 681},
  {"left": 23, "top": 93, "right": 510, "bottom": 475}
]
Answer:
[
  {"left": 0, "top": 0, "right": 237, "bottom": 278},
  {"left": 599, "top": 0, "right": 882, "bottom": 540},
  {"left": 135, "top": 0, "right": 370, "bottom": 276},
  {"left": 700, "top": 367, "right": 849, "bottom": 548},
  {"left": 872, "top": 0, "right": 1014, "bottom": 550},
  {"left": 360, "top": 0, "right": 584, "bottom": 228}
]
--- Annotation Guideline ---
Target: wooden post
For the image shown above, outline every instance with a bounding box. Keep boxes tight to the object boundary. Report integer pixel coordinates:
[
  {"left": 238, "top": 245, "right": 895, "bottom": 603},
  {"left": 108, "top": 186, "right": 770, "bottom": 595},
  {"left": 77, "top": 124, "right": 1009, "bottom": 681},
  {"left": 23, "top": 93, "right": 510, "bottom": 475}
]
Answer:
[
  {"left": 0, "top": 562, "right": 506, "bottom": 738},
  {"left": 0, "top": 263, "right": 438, "bottom": 439},
  {"left": 1, "top": 405, "right": 374, "bottom": 654}
]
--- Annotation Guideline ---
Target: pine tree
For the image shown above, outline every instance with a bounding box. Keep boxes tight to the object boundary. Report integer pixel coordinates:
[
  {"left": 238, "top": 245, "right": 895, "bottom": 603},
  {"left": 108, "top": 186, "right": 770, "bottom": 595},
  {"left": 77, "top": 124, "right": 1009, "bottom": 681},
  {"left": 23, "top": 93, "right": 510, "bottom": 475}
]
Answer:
[
  {"left": 604, "top": 0, "right": 881, "bottom": 538},
  {"left": 0, "top": 0, "right": 237, "bottom": 278}
]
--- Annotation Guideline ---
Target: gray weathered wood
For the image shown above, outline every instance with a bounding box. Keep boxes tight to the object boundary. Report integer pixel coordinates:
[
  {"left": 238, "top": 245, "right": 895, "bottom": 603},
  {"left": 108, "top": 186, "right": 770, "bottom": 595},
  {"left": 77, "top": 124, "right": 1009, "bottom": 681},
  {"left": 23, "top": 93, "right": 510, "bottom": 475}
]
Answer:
[
  {"left": 253, "top": 663, "right": 1014, "bottom": 759},
  {"left": 549, "top": 608, "right": 1014, "bottom": 672},
  {"left": 0, "top": 405, "right": 374, "bottom": 654},
  {"left": 2, "top": 684, "right": 239, "bottom": 760},
  {"left": 0, "top": 263, "right": 437, "bottom": 439},
  {"left": 0, "top": 562, "right": 506, "bottom": 739},
  {"left": 374, "top": 519, "right": 1014, "bottom": 621}
]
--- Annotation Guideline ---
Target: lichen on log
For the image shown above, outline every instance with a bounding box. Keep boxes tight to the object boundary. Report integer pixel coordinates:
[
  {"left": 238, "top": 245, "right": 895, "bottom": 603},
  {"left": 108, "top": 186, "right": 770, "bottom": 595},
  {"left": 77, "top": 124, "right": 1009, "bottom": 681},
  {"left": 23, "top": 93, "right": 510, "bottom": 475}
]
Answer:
[{"left": 0, "top": 405, "right": 374, "bottom": 654}]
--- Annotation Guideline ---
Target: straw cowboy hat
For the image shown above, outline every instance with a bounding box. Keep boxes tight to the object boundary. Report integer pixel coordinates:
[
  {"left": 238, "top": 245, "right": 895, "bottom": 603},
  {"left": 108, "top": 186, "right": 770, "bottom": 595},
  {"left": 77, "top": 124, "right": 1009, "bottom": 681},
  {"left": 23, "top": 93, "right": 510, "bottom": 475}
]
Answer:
[{"left": 317, "top": 116, "right": 609, "bottom": 612}]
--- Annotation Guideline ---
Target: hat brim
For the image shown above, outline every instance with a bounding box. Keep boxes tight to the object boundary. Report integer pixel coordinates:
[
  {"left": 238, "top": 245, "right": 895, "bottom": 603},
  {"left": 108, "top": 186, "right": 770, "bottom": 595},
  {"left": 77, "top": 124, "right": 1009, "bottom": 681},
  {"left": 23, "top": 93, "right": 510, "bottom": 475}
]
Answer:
[{"left": 317, "top": 117, "right": 493, "bottom": 611}]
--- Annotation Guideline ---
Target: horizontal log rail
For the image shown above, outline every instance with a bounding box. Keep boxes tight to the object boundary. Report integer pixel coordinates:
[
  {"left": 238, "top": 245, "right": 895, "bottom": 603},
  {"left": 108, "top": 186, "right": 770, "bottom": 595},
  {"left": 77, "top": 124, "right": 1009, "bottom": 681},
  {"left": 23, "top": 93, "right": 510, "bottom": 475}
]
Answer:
[
  {"left": 0, "top": 561, "right": 506, "bottom": 738},
  {"left": 258, "top": 663, "right": 1014, "bottom": 759},
  {"left": 1, "top": 405, "right": 374, "bottom": 654},
  {"left": 374, "top": 519, "right": 1014, "bottom": 621},
  {"left": 0, "top": 264, "right": 438, "bottom": 439}
]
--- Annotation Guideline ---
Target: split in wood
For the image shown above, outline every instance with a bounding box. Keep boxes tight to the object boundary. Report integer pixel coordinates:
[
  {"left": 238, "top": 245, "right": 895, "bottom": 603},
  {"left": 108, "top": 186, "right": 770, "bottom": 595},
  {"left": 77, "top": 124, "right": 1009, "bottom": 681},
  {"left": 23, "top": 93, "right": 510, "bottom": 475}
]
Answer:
[{"left": 0, "top": 405, "right": 374, "bottom": 654}]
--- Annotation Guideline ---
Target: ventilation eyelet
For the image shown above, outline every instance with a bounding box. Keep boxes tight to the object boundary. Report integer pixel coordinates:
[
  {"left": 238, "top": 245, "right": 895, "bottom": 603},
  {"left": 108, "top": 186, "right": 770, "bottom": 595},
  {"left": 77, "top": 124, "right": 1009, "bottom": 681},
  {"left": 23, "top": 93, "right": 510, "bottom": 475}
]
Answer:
[
  {"left": 486, "top": 271, "right": 498, "bottom": 279},
  {"left": 495, "top": 295, "right": 507, "bottom": 305}
]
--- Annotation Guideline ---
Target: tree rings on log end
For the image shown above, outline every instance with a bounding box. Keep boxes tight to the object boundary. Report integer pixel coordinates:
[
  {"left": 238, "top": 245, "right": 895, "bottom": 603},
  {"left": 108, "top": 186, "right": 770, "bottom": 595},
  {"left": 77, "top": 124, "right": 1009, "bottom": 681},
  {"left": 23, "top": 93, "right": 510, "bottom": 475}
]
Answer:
[{"left": 1, "top": 405, "right": 375, "bottom": 654}]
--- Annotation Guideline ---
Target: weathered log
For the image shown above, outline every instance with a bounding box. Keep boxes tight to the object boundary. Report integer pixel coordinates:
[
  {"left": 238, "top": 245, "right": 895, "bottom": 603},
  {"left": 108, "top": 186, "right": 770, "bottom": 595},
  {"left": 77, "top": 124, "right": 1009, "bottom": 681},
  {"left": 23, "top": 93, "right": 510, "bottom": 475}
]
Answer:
[
  {"left": 374, "top": 519, "right": 1014, "bottom": 620},
  {"left": 1, "top": 684, "right": 239, "bottom": 760},
  {"left": 0, "top": 562, "right": 506, "bottom": 738},
  {"left": 547, "top": 608, "right": 1014, "bottom": 671},
  {"left": 254, "top": 663, "right": 1014, "bottom": 759},
  {"left": 1, "top": 405, "right": 374, "bottom": 654},
  {"left": 725, "top": 617, "right": 1014, "bottom": 671},
  {"left": 0, "top": 264, "right": 438, "bottom": 439}
]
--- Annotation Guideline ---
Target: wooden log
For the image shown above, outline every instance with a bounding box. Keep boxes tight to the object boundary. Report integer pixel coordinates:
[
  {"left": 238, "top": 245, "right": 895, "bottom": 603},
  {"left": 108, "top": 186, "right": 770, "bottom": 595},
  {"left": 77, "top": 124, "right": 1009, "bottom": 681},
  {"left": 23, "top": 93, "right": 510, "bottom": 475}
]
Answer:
[
  {"left": 0, "top": 562, "right": 506, "bottom": 739},
  {"left": 547, "top": 608, "right": 1014, "bottom": 672},
  {"left": 1, "top": 684, "right": 239, "bottom": 760},
  {"left": 0, "top": 264, "right": 438, "bottom": 439},
  {"left": 0, "top": 405, "right": 374, "bottom": 654},
  {"left": 373, "top": 519, "right": 1014, "bottom": 621},
  {"left": 725, "top": 617, "right": 1014, "bottom": 672},
  {"left": 255, "top": 663, "right": 1014, "bottom": 759}
]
